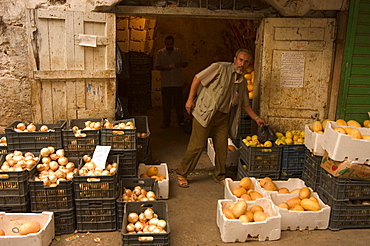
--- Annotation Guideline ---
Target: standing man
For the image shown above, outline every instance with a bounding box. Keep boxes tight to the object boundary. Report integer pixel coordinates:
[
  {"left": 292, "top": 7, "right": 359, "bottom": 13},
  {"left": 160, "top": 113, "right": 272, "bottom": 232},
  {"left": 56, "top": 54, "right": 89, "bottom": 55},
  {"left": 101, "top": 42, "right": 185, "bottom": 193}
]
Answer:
[
  {"left": 155, "top": 35, "right": 188, "bottom": 129},
  {"left": 176, "top": 49, "right": 265, "bottom": 188}
]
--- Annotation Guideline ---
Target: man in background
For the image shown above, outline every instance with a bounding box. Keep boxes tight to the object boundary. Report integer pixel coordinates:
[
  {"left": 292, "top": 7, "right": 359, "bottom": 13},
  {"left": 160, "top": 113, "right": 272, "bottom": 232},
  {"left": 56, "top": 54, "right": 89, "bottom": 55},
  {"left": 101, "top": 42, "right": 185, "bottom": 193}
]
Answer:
[{"left": 155, "top": 35, "right": 188, "bottom": 129}]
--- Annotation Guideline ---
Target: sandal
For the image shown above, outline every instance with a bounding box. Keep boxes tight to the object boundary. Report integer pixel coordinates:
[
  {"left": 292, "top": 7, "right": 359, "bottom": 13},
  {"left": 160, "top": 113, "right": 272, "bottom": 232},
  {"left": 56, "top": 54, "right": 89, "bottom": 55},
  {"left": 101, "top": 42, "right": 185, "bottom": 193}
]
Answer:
[
  {"left": 176, "top": 174, "right": 189, "bottom": 188},
  {"left": 213, "top": 178, "right": 226, "bottom": 187}
]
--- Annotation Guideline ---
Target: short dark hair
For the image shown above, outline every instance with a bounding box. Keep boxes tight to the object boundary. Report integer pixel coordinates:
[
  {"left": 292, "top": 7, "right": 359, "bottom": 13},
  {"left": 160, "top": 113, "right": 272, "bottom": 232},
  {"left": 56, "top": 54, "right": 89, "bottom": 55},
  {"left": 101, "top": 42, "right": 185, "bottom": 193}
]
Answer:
[
  {"left": 235, "top": 49, "right": 253, "bottom": 60},
  {"left": 164, "top": 35, "right": 174, "bottom": 41}
]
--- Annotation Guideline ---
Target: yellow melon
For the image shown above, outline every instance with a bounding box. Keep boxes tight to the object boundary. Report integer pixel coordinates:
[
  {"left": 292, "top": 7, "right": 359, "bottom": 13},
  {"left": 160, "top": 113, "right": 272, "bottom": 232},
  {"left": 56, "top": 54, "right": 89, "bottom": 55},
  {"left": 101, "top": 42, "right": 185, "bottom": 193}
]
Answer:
[
  {"left": 322, "top": 119, "right": 332, "bottom": 130},
  {"left": 146, "top": 166, "right": 158, "bottom": 177},
  {"left": 334, "top": 127, "right": 347, "bottom": 135},
  {"left": 312, "top": 121, "right": 323, "bottom": 132},
  {"left": 346, "top": 128, "right": 362, "bottom": 139},
  {"left": 347, "top": 120, "right": 361, "bottom": 128},
  {"left": 244, "top": 73, "right": 252, "bottom": 80},
  {"left": 239, "top": 177, "right": 253, "bottom": 190},
  {"left": 364, "top": 120, "right": 370, "bottom": 128},
  {"left": 362, "top": 135, "right": 370, "bottom": 141},
  {"left": 336, "top": 119, "right": 347, "bottom": 126}
]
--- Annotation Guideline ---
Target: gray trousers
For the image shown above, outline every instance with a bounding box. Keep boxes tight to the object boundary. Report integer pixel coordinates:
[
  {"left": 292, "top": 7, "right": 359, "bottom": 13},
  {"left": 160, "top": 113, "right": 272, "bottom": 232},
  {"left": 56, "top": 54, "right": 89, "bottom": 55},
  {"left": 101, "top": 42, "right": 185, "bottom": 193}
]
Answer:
[{"left": 176, "top": 111, "right": 228, "bottom": 181}]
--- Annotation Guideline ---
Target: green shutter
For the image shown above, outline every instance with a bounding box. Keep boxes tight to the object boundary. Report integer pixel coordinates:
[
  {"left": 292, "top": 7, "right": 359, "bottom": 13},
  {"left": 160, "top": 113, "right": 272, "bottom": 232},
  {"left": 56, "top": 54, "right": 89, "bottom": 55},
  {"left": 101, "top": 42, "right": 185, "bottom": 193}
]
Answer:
[{"left": 337, "top": 0, "right": 370, "bottom": 123}]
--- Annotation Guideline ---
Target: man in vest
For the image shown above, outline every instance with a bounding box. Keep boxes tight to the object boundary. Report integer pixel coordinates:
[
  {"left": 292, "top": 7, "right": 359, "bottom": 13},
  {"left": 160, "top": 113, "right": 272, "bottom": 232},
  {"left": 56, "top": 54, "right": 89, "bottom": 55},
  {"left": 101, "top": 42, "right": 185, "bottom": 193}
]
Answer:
[{"left": 176, "top": 49, "right": 265, "bottom": 187}]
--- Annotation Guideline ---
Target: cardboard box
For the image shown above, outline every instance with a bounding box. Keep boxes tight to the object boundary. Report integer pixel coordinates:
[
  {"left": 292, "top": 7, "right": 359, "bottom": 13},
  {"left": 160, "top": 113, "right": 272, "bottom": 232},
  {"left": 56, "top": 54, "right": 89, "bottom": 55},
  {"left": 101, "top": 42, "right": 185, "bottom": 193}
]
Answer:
[
  {"left": 117, "top": 30, "right": 129, "bottom": 42},
  {"left": 269, "top": 192, "right": 331, "bottom": 230},
  {"left": 217, "top": 199, "right": 281, "bottom": 242},
  {"left": 138, "top": 163, "right": 169, "bottom": 199},
  {"left": 151, "top": 90, "right": 162, "bottom": 108},
  {"left": 224, "top": 178, "right": 268, "bottom": 202},
  {"left": 117, "top": 41, "right": 129, "bottom": 53},
  {"left": 117, "top": 18, "right": 129, "bottom": 30},
  {"left": 256, "top": 178, "right": 310, "bottom": 195},
  {"left": 152, "top": 70, "right": 161, "bottom": 82},
  {"left": 207, "top": 138, "right": 239, "bottom": 168},
  {"left": 321, "top": 121, "right": 370, "bottom": 162},
  {"left": 129, "top": 17, "right": 156, "bottom": 30},
  {"left": 320, "top": 151, "right": 370, "bottom": 180},
  {"left": 304, "top": 124, "right": 325, "bottom": 156},
  {"left": 0, "top": 212, "right": 54, "bottom": 246},
  {"left": 129, "top": 40, "right": 153, "bottom": 54},
  {"left": 130, "top": 29, "right": 149, "bottom": 42}
]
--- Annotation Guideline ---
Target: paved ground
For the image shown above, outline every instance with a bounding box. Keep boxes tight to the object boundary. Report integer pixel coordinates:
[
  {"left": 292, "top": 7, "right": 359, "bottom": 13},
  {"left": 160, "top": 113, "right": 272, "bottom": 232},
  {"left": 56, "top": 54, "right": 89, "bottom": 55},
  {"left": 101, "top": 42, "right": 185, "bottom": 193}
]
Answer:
[{"left": 50, "top": 108, "right": 370, "bottom": 246}]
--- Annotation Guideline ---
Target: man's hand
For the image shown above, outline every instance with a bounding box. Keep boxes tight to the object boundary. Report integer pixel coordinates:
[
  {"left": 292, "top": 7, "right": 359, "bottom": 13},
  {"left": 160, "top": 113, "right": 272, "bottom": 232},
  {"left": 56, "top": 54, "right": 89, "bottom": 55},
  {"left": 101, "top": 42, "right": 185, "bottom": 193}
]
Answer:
[
  {"left": 185, "top": 100, "right": 195, "bottom": 114},
  {"left": 256, "top": 118, "right": 266, "bottom": 127}
]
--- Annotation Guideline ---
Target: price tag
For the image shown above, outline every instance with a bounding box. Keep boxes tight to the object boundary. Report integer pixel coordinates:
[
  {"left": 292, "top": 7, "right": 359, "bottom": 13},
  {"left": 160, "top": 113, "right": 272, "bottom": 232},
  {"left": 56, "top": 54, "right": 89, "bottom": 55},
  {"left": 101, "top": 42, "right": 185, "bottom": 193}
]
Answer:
[{"left": 92, "top": 146, "right": 111, "bottom": 169}]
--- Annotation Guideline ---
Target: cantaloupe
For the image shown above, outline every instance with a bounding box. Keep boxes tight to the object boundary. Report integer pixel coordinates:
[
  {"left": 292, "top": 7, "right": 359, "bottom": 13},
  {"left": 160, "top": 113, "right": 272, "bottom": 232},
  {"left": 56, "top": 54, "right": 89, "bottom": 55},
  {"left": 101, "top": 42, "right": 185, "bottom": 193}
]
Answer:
[{"left": 232, "top": 200, "right": 248, "bottom": 218}]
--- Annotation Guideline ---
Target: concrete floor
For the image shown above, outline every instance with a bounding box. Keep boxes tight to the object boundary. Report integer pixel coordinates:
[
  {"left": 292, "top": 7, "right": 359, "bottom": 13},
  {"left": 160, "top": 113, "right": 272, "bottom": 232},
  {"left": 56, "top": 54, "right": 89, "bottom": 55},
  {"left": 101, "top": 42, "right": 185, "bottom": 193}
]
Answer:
[{"left": 50, "top": 108, "right": 370, "bottom": 246}]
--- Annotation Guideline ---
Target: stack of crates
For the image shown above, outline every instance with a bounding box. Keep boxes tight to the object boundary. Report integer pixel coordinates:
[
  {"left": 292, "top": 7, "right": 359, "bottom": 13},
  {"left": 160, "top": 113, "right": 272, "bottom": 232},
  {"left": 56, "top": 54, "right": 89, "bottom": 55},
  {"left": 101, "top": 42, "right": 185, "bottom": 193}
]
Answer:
[
  {"left": 301, "top": 148, "right": 323, "bottom": 191},
  {"left": 318, "top": 169, "right": 370, "bottom": 230},
  {"left": 280, "top": 144, "right": 306, "bottom": 180},
  {"left": 0, "top": 154, "right": 36, "bottom": 213},
  {"left": 100, "top": 118, "right": 138, "bottom": 180},
  {"left": 134, "top": 116, "right": 151, "bottom": 164},
  {"left": 62, "top": 118, "right": 103, "bottom": 157},
  {"left": 0, "top": 134, "right": 7, "bottom": 156},
  {"left": 116, "top": 178, "right": 159, "bottom": 230},
  {"left": 235, "top": 100, "right": 253, "bottom": 147},
  {"left": 237, "top": 138, "right": 282, "bottom": 180},
  {"left": 74, "top": 155, "right": 119, "bottom": 232},
  {"left": 29, "top": 157, "right": 79, "bottom": 235}
]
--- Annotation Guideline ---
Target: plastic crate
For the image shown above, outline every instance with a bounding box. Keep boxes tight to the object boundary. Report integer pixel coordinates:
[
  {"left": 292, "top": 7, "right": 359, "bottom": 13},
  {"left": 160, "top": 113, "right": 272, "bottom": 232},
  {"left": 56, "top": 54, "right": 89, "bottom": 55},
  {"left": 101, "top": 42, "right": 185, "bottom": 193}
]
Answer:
[
  {"left": 73, "top": 155, "right": 119, "bottom": 199},
  {"left": 122, "top": 201, "right": 170, "bottom": 246},
  {"left": 318, "top": 187, "right": 370, "bottom": 230},
  {"left": 29, "top": 175, "right": 74, "bottom": 212},
  {"left": 138, "top": 137, "right": 151, "bottom": 163},
  {"left": 237, "top": 158, "right": 280, "bottom": 180},
  {"left": 319, "top": 168, "right": 370, "bottom": 200},
  {"left": 238, "top": 139, "right": 282, "bottom": 179},
  {"left": 62, "top": 118, "right": 103, "bottom": 157},
  {"left": 115, "top": 151, "right": 138, "bottom": 178},
  {"left": 301, "top": 148, "right": 322, "bottom": 190},
  {"left": 0, "top": 133, "right": 7, "bottom": 154},
  {"left": 280, "top": 144, "right": 306, "bottom": 180},
  {"left": 5, "top": 120, "right": 66, "bottom": 153},
  {"left": 0, "top": 200, "right": 30, "bottom": 212},
  {"left": 0, "top": 155, "right": 37, "bottom": 197},
  {"left": 116, "top": 178, "right": 159, "bottom": 230},
  {"left": 54, "top": 208, "right": 76, "bottom": 235},
  {"left": 75, "top": 198, "right": 117, "bottom": 232},
  {"left": 100, "top": 118, "right": 137, "bottom": 151}
]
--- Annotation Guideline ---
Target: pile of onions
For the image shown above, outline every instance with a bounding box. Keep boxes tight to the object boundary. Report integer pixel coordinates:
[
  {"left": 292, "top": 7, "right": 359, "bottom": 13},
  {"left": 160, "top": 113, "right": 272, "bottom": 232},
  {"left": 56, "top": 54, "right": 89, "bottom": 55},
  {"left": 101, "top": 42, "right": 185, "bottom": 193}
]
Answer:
[
  {"left": 78, "top": 154, "right": 117, "bottom": 176},
  {"left": 121, "top": 186, "right": 157, "bottom": 202},
  {"left": 0, "top": 151, "right": 39, "bottom": 172},
  {"left": 35, "top": 147, "right": 77, "bottom": 187},
  {"left": 0, "top": 136, "right": 7, "bottom": 146},
  {"left": 13, "top": 122, "right": 49, "bottom": 132},
  {"left": 126, "top": 207, "right": 167, "bottom": 234}
]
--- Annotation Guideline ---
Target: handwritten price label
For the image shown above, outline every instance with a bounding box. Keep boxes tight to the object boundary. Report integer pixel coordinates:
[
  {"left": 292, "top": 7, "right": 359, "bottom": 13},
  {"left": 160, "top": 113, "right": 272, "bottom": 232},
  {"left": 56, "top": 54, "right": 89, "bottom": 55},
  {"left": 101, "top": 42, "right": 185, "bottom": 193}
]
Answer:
[{"left": 92, "top": 146, "right": 111, "bottom": 169}]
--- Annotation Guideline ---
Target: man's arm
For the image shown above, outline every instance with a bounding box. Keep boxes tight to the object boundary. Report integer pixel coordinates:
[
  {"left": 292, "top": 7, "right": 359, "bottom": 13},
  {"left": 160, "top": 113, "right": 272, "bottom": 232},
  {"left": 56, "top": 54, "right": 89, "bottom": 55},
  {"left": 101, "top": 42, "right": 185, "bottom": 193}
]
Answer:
[
  {"left": 242, "top": 105, "right": 265, "bottom": 126},
  {"left": 185, "top": 76, "right": 201, "bottom": 114}
]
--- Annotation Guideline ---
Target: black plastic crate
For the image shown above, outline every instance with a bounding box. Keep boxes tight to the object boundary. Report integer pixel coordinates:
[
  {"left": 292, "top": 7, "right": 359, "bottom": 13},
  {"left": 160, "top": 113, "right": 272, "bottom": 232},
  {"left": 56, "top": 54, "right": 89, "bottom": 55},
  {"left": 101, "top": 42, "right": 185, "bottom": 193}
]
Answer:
[
  {"left": 75, "top": 198, "right": 117, "bottom": 232},
  {"left": 122, "top": 201, "right": 170, "bottom": 246},
  {"left": 5, "top": 120, "right": 66, "bottom": 153},
  {"left": 73, "top": 155, "right": 119, "bottom": 199},
  {"left": 0, "top": 155, "right": 36, "bottom": 197},
  {"left": 0, "top": 192, "right": 29, "bottom": 206},
  {"left": 237, "top": 158, "right": 280, "bottom": 180},
  {"left": 280, "top": 144, "right": 306, "bottom": 180},
  {"left": 319, "top": 168, "right": 370, "bottom": 200},
  {"left": 62, "top": 118, "right": 103, "bottom": 157},
  {"left": 318, "top": 187, "right": 370, "bottom": 230},
  {"left": 238, "top": 139, "right": 282, "bottom": 178},
  {"left": 54, "top": 208, "right": 76, "bottom": 235},
  {"left": 114, "top": 151, "right": 137, "bottom": 178},
  {"left": 0, "top": 133, "right": 7, "bottom": 154},
  {"left": 138, "top": 137, "right": 151, "bottom": 163},
  {"left": 117, "top": 178, "right": 159, "bottom": 230},
  {"left": 135, "top": 116, "right": 151, "bottom": 163},
  {"left": 0, "top": 200, "right": 29, "bottom": 212},
  {"left": 301, "top": 148, "right": 322, "bottom": 190},
  {"left": 101, "top": 118, "right": 137, "bottom": 151}
]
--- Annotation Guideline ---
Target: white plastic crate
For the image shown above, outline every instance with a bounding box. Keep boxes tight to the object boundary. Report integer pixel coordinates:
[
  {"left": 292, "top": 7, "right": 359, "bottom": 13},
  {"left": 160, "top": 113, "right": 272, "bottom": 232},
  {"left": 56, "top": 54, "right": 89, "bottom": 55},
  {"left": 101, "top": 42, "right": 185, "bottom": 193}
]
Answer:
[
  {"left": 0, "top": 211, "right": 54, "bottom": 246},
  {"left": 207, "top": 138, "right": 239, "bottom": 167},
  {"left": 304, "top": 124, "right": 325, "bottom": 156},
  {"left": 217, "top": 199, "right": 281, "bottom": 242},
  {"left": 269, "top": 192, "right": 331, "bottom": 230},
  {"left": 321, "top": 121, "right": 370, "bottom": 162},
  {"left": 256, "top": 178, "right": 309, "bottom": 195},
  {"left": 138, "top": 163, "right": 169, "bottom": 199},
  {"left": 224, "top": 178, "right": 268, "bottom": 202}
]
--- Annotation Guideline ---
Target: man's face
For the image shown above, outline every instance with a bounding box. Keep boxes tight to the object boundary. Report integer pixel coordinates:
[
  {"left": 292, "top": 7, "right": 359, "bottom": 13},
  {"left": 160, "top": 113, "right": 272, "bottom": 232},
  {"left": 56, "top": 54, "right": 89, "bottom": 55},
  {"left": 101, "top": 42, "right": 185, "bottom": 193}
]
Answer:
[
  {"left": 234, "top": 51, "right": 251, "bottom": 74},
  {"left": 165, "top": 39, "right": 174, "bottom": 51}
]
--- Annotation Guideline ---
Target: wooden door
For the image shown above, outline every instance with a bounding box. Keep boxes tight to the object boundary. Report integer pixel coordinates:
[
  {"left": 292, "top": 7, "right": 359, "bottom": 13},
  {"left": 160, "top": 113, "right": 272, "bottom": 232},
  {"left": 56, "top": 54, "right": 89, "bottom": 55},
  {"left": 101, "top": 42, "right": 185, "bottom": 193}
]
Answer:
[
  {"left": 26, "top": 9, "right": 116, "bottom": 123},
  {"left": 254, "top": 18, "right": 336, "bottom": 132}
]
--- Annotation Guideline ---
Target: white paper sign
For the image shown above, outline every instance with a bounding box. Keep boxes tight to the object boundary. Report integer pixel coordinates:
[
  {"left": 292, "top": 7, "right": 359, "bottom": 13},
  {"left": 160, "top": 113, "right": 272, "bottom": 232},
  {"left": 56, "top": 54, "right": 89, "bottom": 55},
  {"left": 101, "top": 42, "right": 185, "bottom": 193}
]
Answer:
[
  {"left": 280, "top": 51, "right": 305, "bottom": 88},
  {"left": 92, "top": 146, "right": 111, "bottom": 169},
  {"left": 78, "top": 34, "right": 97, "bottom": 47}
]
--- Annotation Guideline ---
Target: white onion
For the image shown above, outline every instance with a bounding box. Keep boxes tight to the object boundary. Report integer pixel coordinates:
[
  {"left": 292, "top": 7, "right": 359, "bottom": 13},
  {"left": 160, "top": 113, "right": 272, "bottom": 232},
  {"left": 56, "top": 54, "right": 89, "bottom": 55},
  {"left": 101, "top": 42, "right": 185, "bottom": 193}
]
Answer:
[
  {"left": 134, "top": 221, "right": 144, "bottom": 232},
  {"left": 49, "top": 161, "right": 59, "bottom": 171},
  {"left": 66, "top": 172, "right": 74, "bottom": 180},
  {"left": 12, "top": 155, "right": 23, "bottom": 163},
  {"left": 5, "top": 153, "right": 14, "bottom": 161},
  {"left": 146, "top": 191, "right": 156, "bottom": 200},
  {"left": 148, "top": 225, "right": 157, "bottom": 233},
  {"left": 126, "top": 223, "right": 135, "bottom": 232},
  {"left": 82, "top": 155, "right": 92, "bottom": 163},
  {"left": 157, "top": 219, "right": 166, "bottom": 229},
  {"left": 128, "top": 213, "right": 139, "bottom": 223},
  {"left": 144, "top": 208, "right": 154, "bottom": 220},
  {"left": 49, "top": 153, "right": 58, "bottom": 161},
  {"left": 16, "top": 122, "right": 26, "bottom": 131},
  {"left": 42, "top": 157, "right": 51, "bottom": 164},
  {"left": 149, "top": 218, "right": 158, "bottom": 226},
  {"left": 85, "top": 162, "right": 95, "bottom": 171},
  {"left": 47, "top": 146, "right": 55, "bottom": 154},
  {"left": 27, "top": 123, "right": 36, "bottom": 132},
  {"left": 139, "top": 213, "right": 146, "bottom": 223},
  {"left": 40, "top": 125, "right": 49, "bottom": 132},
  {"left": 66, "top": 162, "right": 74, "bottom": 170},
  {"left": 57, "top": 156, "right": 69, "bottom": 166},
  {"left": 40, "top": 148, "right": 50, "bottom": 157},
  {"left": 48, "top": 174, "right": 57, "bottom": 183},
  {"left": 55, "top": 149, "right": 65, "bottom": 157}
]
